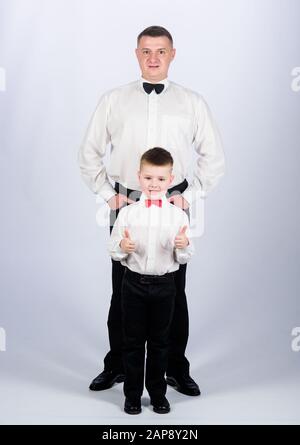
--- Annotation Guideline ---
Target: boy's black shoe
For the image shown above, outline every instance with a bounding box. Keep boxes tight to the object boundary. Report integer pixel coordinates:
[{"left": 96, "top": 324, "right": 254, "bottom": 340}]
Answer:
[
  {"left": 166, "top": 375, "right": 201, "bottom": 396},
  {"left": 89, "top": 370, "right": 125, "bottom": 391},
  {"left": 150, "top": 396, "right": 170, "bottom": 414},
  {"left": 124, "top": 398, "right": 142, "bottom": 415}
]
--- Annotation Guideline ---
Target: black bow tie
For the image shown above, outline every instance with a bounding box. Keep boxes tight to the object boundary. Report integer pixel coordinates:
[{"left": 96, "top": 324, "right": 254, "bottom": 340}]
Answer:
[{"left": 143, "top": 82, "right": 164, "bottom": 95}]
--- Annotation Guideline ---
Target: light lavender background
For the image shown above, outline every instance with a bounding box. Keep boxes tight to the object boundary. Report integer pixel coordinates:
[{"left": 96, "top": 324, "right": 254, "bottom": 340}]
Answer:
[{"left": 0, "top": 0, "right": 299, "bottom": 424}]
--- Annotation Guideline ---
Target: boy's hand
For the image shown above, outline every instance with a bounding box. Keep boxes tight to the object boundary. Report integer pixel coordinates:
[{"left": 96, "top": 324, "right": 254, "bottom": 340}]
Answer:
[
  {"left": 174, "top": 225, "right": 189, "bottom": 249},
  {"left": 120, "top": 228, "right": 136, "bottom": 253},
  {"left": 108, "top": 193, "right": 135, "bottom": 210}
]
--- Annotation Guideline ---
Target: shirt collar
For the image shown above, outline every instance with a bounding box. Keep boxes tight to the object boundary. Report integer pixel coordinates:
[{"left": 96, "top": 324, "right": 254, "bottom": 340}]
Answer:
[
  {"left": 139, "top": 77, "right": 169, "bottom": 94},
  {"left": 140, "top": 192, "right": 168, "bottom": 207}
]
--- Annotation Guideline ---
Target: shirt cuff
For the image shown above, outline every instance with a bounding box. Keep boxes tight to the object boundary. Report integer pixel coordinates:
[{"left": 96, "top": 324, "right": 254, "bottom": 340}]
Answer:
[
  {"left": 174, "top": 242, "right": 194, "bottom": 264},
  {"left": 182, "top": 186, "right": 206, "bottom": 206},
  {"left": 97, "top": 181, "right": 117, "bottom": 202},
  {"left": 109, "top": 240, "right": 128, "bottom": 261}
]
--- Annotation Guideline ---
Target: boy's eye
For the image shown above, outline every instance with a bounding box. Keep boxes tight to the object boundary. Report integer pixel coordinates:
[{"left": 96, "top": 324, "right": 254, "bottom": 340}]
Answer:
[{"left": 159, "top": 178, "right": 166, "bottom": 181}]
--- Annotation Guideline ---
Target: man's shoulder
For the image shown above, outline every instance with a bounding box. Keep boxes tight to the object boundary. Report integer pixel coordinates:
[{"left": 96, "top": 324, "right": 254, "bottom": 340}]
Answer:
[
  {"left": 99, "top": 80, "right": 139, "bottom": 100},
  {"left": 169, "top": 80, "right": 205, "bottom": 102}
]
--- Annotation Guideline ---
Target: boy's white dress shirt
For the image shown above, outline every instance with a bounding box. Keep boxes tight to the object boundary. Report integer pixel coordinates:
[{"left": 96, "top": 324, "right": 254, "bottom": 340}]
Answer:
[
  {"left": 78, "top": 77, "right": 225, "bottom": 205},
  {"left": 109, "top": 192, "right": 194, "bottom": 276}
]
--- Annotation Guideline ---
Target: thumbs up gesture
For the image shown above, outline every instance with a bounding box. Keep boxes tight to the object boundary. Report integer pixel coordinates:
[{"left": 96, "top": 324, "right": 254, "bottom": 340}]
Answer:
[
  {"left": 120, "top": 228, "right": 136, "bottom": 253},
  {"left": 174, "top": 225, "right": 189, "bottom": 249}
]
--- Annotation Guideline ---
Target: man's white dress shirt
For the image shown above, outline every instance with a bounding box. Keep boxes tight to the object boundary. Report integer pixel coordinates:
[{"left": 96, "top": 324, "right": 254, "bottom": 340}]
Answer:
[
  {"left": 109, "top": 193, "right": 194, "bottom": 276},
  {"left": 78, "top": 77, "right": 225, "bottom": 205}
]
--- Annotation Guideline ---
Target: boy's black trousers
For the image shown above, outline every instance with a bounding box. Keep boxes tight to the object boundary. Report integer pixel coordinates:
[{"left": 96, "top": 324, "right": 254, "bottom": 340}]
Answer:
[
  {"left": 103, "top": 179, "right": 190, "bottom": 378},
  {"left": 121, "top": 267, "right": 175, "bottom": 402}
]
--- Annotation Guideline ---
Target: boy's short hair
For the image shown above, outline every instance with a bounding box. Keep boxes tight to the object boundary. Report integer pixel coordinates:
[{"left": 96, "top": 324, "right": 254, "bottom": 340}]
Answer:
[{"left": 140, "top": 147, "right": 173, "bottom": 168}]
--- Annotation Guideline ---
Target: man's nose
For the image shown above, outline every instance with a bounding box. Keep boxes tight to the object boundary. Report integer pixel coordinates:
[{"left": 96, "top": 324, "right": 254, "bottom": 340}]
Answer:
[{"left": 148, "top": 54, "right": 159, "bottom": 63}]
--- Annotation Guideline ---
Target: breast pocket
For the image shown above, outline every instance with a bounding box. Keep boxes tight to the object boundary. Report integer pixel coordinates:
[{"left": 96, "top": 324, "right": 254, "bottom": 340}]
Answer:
[{"left": 162, "top": 114, "right": 193, "bottom": 137}]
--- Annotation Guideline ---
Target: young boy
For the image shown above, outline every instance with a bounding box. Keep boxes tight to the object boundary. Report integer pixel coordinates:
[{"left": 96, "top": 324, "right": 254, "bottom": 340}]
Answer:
[{"left": 108, "top": 147, "right": 194, "bottom": 414}]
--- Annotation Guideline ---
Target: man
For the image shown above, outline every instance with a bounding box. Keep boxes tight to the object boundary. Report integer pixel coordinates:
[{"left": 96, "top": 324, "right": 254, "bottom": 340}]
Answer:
[{"left": 78, "top": 26, "right": 225, "bottom": 397}]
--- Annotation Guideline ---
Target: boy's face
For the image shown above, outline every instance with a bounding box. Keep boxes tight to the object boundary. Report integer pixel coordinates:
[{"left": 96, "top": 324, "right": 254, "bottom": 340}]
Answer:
[{"left": 138, "top": 162, "right": 174, "bottom": 199}]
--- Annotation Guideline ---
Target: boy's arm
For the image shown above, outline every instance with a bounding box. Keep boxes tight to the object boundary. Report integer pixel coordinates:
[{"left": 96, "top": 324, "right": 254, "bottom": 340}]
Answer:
[
  {"left": 174, "top": 211, "right": 195, "bottom": 265},
  {"left": 108, "top": 208, "right": 129, "bottom": 261}
]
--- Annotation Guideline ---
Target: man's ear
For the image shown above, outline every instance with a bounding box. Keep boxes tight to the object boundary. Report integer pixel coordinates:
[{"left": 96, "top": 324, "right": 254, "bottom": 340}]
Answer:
[{"left": 171, "top": 48, "right": 176, "bottom": 61}]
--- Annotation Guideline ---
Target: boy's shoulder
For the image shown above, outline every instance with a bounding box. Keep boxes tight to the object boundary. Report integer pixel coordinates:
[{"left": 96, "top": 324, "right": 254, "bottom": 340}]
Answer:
[
  {"left": 117, "top": 200, "right": 188, "bottom": 219},
  {"left": 117, "top": 201, "right": 139, "bottom": 218},
  {"left": 167, "top": 201, "right": 188, "bottom": 218}
]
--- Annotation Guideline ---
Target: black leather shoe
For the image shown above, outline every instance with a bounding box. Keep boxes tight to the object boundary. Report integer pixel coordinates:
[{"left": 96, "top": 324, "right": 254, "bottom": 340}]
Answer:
[
  {"left": 89, "top": 370, "right": 125, "bottom": 391},
  {"left": 166, "top": 375, "right": 201, "bottom": 396},
  {"left": 150, "top": 396, "right": 170, "bottom": 414},
  {"left": 124, "top": 398, "right": 142, "bottom": 415}
]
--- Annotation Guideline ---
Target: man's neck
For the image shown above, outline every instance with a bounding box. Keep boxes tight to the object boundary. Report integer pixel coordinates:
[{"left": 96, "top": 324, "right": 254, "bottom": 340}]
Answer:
[{"left": 141, "top": 76, "right": 168, "bottom": 83}]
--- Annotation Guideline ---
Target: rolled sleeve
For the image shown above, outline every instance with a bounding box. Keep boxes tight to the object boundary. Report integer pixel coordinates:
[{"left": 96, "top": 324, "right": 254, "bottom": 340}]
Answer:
[
  {"left": 78, "top": 93, "right": 116, "bottom": 201},
  {"left": 182, "top": 95, "right": 225, "bottom": 204}
]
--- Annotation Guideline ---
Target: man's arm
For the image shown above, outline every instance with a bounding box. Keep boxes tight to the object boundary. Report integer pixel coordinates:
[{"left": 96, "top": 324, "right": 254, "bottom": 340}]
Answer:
[
  {"left": 182, "top": 95, "right": 225, "bottom": 206},
  {"left": 78, "top": 93, "right": 116, "bottom": 202}
]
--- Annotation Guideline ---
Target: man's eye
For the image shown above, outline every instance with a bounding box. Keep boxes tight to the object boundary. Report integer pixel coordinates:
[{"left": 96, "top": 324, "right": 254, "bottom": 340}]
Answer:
[{"left": 159, "top": 50, "right": 166, "bottom": 55}]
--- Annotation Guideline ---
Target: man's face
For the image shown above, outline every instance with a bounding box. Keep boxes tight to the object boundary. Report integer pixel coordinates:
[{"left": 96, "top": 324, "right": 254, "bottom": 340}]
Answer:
[
  {"left": 138, "top": 162, "right": 174, "bottom": 199},
  {"left": 135, "top": 36, "right": 176, "bottom": 82}
]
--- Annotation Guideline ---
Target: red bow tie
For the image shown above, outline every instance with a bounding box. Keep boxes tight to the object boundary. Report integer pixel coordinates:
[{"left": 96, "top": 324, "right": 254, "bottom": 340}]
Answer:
[{"left": 145, "top": 199, "right": 162, "bottom": 208}]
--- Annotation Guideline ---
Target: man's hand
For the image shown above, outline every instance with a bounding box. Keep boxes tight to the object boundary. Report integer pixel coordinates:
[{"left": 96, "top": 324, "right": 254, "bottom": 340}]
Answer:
[
  {"left": 168, "top": 194, "right": 189, "bottom": 210},
  {"left": 174, "top": 225, "right": 189, "bottom": 249},
  {"left": 107, "top": 193, "right": 135, "bottom": 210},
  {"left": 120, "top": 228, "right": 136, "bottom": 254}
]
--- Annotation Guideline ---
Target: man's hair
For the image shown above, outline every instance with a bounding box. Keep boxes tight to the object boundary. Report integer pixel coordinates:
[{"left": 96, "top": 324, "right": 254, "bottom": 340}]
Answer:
[
  {"left": 140, "top": 147, "right": 173, "bottom": 168},
  {"left": 137, "top": 26, "right": 173, "bottom": 46}
]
